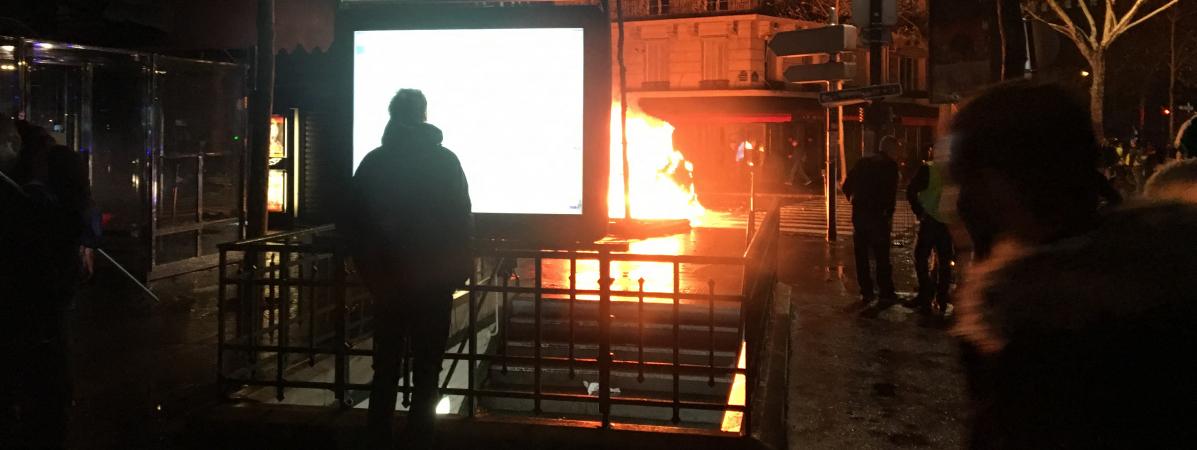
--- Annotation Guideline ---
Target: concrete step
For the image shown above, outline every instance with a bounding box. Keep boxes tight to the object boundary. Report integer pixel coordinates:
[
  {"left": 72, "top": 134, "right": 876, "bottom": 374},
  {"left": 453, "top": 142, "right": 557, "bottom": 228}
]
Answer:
[
  {"left": 502, "top": 295, "right": 742, "bottom": 329},
  {"left": 492, "top": 340, "right": 737, "bottom": 368},
  {"left": 504, "top": 317, "right": 741, "bottom": 354},
  {"left": 483, "top": 360, "right": 733, "bottom": 398},
  {"left": 478, "top": 379, "right": 731, "bottom": 425}
]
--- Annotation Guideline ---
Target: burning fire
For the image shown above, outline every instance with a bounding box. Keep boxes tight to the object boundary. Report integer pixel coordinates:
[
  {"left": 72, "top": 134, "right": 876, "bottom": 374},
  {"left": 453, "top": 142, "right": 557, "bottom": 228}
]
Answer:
[{"left": 608, "top": 103, "right": 705, "bottom": 221}]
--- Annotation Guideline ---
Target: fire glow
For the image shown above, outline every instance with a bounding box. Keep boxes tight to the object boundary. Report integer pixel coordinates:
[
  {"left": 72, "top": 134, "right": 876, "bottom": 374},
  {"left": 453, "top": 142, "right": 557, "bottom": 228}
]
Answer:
[{"left": 608, "top": 103, "right": 705, "bottom": 221}]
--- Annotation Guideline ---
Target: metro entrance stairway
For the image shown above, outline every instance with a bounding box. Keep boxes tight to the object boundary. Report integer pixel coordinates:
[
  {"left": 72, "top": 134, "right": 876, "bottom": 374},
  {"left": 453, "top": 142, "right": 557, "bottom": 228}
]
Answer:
[
  {"left": 212, "top": 223, "right": 786, "bottom": 447},
  {"left": 479, "top": 285, "right": 743, "bottom": 425}
]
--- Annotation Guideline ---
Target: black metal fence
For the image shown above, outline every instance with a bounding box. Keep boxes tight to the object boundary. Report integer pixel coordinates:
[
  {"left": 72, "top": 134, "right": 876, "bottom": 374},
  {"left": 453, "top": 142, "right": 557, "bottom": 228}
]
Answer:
[{"left": 217, "top": 210, "right": 780, "bottom": 435}]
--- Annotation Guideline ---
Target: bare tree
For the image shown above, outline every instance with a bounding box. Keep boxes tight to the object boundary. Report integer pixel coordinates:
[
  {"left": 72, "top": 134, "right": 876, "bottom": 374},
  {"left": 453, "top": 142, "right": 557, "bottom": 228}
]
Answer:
[{"left": 1022, "top": 0, "right": 1178, "bottom": 140}]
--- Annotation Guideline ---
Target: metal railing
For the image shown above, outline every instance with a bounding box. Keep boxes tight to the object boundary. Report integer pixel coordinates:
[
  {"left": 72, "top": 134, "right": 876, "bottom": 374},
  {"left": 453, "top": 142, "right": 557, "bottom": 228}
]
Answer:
[{"left": 216, "top": 211, "right": 781, "bottom": 435}]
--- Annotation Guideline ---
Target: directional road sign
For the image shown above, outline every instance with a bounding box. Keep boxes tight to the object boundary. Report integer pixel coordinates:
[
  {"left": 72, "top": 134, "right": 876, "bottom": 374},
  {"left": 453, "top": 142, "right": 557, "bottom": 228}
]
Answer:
[
  {"left": 785, "top": 62, "right": 857, "bottom": 84},
  {"left": 768, "top": 24, "right": 858, "bottom": 57},
  {"left": 818, "top": 83, "right": 903, "bottom": 107}
]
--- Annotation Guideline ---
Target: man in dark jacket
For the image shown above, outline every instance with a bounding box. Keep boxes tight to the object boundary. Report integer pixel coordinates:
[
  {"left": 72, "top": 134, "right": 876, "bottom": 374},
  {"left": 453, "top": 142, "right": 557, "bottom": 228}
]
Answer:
[
  {"left": 842, "top": 136, "right": 899, "bottom": 302},
  {"left": 948, "top": 82, "right": 1195, "bottom": 448},
  {"left": 905, "top": 149, "right": 954, "bottom": 314},
  {"left": 342, "top": 89, "right": 473, "bottom": 447}
]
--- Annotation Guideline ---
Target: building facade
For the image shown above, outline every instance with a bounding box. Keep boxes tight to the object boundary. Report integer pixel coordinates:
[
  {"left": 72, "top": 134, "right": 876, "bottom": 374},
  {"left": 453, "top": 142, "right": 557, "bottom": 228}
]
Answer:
[{"left": 610, "top": 0, "right": 937, "bottom": 194}]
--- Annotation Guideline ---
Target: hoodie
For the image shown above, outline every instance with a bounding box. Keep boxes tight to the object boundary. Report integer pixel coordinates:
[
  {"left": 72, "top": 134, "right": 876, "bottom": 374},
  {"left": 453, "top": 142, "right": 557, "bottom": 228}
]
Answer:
[{"left": 341, "top": 122, "right": 472, "bottom": 294}]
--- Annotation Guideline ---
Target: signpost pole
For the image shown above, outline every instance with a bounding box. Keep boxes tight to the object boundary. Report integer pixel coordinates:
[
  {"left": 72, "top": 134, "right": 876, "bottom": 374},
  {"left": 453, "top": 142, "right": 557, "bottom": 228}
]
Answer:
[
  {"left": 825, "top": 80, "right": 840, "bottom": 242},
  {"left": 868, "top": 0, "right": 886, "bottom": 153}
]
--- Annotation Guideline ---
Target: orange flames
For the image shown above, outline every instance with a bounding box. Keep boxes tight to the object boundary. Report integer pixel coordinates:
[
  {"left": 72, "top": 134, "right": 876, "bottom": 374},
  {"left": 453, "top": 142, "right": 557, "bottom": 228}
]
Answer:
[{"left": 608, "top": 103, "right": 705, "bottom": 221}]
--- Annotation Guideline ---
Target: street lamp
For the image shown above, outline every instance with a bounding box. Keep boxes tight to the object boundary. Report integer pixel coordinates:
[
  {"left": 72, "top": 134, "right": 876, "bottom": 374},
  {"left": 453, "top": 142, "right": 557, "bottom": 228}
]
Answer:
[{"left": 1080, "top": 70, "right": 1091, "bottom": 77}]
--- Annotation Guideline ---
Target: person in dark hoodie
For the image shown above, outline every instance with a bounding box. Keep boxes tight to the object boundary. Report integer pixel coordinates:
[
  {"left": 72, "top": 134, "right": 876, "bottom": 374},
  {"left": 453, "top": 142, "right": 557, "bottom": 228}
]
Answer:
[
  {"left": 342, "top": 89, "right": 472, "bottom": 448},
  {"left": 946, "top": 81, "right": 1197, "bottom": 449}
]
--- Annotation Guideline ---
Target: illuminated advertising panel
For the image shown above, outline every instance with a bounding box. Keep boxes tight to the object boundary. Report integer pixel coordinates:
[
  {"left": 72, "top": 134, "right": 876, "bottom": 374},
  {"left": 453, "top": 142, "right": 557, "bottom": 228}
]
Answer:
[
  {"left": 354, "top": 28, "right": 584, "bottom": 215},
  {"left": 340, "top": 5, "right": 610, "bottom": 242}
]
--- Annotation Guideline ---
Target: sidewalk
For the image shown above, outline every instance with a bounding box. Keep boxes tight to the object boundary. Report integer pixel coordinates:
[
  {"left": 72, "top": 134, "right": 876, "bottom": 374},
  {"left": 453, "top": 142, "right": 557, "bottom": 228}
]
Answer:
[
  {"left": 780, "top": 233, "right": 968, "bottom": 449},
  {"left": 62, "top": 268, "right": 223, "bottom": 449}
]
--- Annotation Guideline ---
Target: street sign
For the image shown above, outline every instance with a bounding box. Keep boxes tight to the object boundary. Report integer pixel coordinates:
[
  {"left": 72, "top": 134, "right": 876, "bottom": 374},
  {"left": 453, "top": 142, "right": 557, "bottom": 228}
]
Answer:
[
  {"left": 853, "top": 0, "right": 897, "bottom": 27},
  {"left": 785, "top": 62, "right": 857, "bottom": 84},
  {"left": 769, "top": 25, "right": 858, "bottom": 57},
  {"left": 818, "top": 83, "right": 903, "bottom": 106}
]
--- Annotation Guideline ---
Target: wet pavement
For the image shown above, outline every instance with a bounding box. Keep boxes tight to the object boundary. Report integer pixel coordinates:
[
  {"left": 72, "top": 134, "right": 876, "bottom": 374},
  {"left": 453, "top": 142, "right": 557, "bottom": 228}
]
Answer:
[
  {"left": 61, "top": 268, "right": 223, "bottom": 449},
  {"left": 780, "top": 233, "right": 968, "bottom": 449}
]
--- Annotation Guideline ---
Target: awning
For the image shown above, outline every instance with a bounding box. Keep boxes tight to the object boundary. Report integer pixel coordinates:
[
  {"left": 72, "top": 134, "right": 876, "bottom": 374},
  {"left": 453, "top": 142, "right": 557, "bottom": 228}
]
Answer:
[
  {"left": 636, "top": 94, "right": 823, "bottom": 124},
  {"left": 636, "top": 93, "right": 939, "bottom": 126}
]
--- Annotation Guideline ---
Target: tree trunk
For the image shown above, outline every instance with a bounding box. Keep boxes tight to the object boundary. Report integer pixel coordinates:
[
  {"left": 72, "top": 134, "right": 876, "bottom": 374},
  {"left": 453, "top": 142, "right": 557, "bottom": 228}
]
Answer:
[
  {"left": 247, "top": 0, "right": 275, "bottom": 238},
  {"left": 1090, "top": 55, "right": 1106, "bottom": 142}
]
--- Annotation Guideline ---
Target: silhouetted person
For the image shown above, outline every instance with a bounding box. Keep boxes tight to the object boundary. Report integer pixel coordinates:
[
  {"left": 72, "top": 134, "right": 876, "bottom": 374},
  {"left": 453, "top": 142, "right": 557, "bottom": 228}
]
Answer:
[
  {"left": 842, "top": 136, "right": 899, "bottom": 302},
  {"left": 905, "top": 148, "right": 954, "bottom": 314},
  {"left": 1, "top": 120, "right": 89, "bottom": 449},
  {"left": 342, "top": 89, "right": 472, "bottom": 448},
  {"left": 948, "top": 82, "right": 1196, "bottom": 448}
]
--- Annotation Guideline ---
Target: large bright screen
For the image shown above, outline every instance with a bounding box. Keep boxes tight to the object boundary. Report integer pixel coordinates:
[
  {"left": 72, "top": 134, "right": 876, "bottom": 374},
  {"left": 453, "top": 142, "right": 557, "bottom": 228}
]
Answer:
[{"left": 353, "top": 28, "right": 585, "bottom": 215}]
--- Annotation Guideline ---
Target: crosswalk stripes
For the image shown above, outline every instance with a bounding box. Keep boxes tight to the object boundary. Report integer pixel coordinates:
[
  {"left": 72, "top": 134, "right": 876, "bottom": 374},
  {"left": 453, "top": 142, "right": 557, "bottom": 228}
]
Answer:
[{"left": 750, "top": 195, "right": 919, "bottom": 238}]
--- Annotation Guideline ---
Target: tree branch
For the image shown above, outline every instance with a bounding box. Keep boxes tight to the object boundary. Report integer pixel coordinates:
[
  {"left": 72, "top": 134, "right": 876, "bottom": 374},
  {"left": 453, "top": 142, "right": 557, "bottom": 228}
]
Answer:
[
  {"left": 1024, "top": 2, "right": 1094, "bottom": 54},
  {"left": 1113, "top": 0, "right": 1179, "bottom": 41},
  {"left": 1040, "top": 0, "right": 1095, "bottom": 50},
  {"left": 1076, "top": 0, "right": 1100, "bottom": 47},
  {"left": 1105, "top": 0, "right": 1117, "bottom": 35}
]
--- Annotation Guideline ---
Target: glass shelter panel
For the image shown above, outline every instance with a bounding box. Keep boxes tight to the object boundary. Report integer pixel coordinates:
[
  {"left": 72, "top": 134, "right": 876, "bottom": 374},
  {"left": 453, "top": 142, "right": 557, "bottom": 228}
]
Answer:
[
  {"left": 0, "top": 38, "right": 17, "bottom": 118},
  {"left": 155, "top": 56, "right": 245, "bottom": 266}
]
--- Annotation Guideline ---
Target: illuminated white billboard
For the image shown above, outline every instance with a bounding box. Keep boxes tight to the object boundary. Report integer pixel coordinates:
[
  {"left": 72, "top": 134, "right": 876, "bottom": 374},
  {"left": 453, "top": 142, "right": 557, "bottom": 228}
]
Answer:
[{"left": 353, "top": 28, "right": 585, "bottom": 215}]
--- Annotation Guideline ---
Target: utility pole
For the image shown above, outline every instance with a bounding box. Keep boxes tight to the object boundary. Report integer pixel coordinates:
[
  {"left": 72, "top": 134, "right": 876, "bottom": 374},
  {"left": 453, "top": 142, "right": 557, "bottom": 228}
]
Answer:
[{"left": 247, "top": 0, "right": 275, "bottom": 238}]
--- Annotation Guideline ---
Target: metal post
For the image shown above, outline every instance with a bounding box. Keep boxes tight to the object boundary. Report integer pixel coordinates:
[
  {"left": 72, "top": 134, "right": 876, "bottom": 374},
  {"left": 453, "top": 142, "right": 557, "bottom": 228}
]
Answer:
[
  {"left": 707, "top": 279, "right": 716, "bottom": 387},
  {"left": 599, "top": 251, "right": 613, "bottom": 428},
  {"left": 637, "top": 277, "right": 645, "bottom": 383},
  {"left": 276, "top": 250, "right": 289, "bottom": 401},
  {"left": 671, "top": 261, "right": 681, "bottom": 424},
  {"left": 533, "top": 256, "right": 543, "bottom": 415},
  {"left": 332, "top": 252, "right": 348, "bottom": 408},
  {"left": 467, "top": 260, "right": 478, "bottom": 418},
  {"left": 825, "top": 81, "right": 839, "bottom": 242},
  {"left": 217, "top": 249, "right": 227, "bottom": 391},
  {"left": 501, "top": 273, "right": 510, "bottom": 375},
  {"left": 868, "top": 0, "right": 884, "bottom": 142},
  {"left": 568, "top": 257, "right": 577, "bottom": 380}
]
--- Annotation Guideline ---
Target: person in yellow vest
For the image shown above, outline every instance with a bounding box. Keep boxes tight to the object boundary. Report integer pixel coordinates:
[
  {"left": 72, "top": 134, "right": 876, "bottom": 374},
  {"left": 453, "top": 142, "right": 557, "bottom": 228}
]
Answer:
[{"left": 905, "top": 149, "right": 955, "bottom": 315}]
